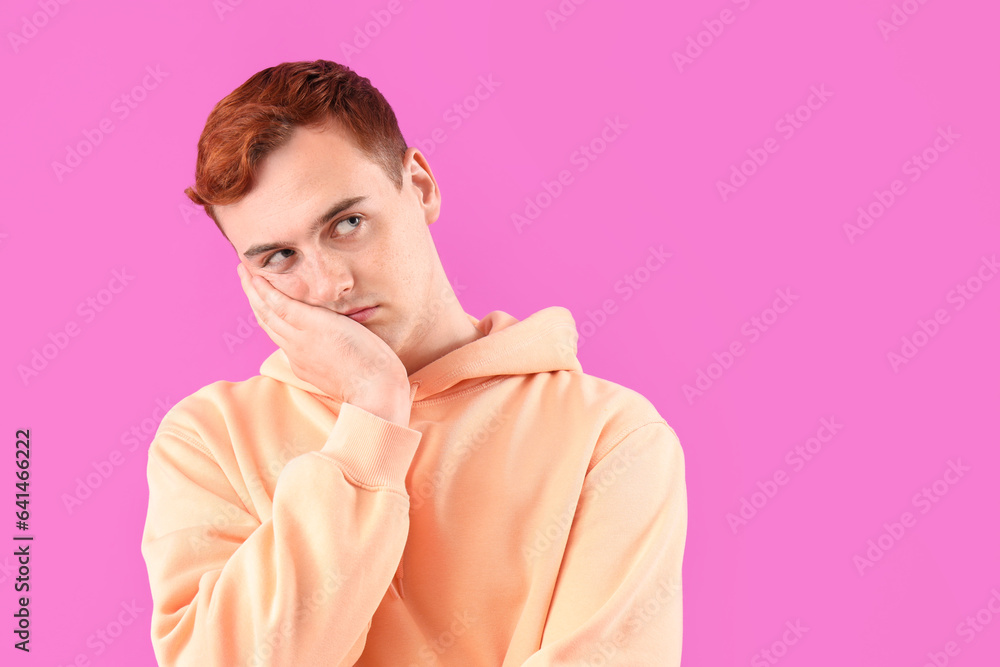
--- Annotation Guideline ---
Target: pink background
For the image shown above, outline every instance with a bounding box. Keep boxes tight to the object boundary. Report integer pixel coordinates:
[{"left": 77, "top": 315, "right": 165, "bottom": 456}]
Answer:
[{"left": 3, "top": 0, "right": 999, "bottom": 664}]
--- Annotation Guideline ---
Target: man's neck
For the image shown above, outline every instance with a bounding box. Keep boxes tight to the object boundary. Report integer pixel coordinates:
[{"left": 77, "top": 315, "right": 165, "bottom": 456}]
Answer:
[{"left": 403, "top": 307, "right": 484, "bottom": 377}]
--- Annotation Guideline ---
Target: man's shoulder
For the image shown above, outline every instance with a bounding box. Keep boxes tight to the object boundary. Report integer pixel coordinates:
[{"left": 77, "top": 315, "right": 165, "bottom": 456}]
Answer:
[
  {"left": 545, "top": 371, "right": 677, "bottom": 457},
  {"left": 536, "top": 368, "right": 681, "bottom": 474},
  {"left": 154, "top": 372, "right": 289, "bottom": 447},
  {"left": 548, "top": 368, "right": 675, "bottom": 437}
]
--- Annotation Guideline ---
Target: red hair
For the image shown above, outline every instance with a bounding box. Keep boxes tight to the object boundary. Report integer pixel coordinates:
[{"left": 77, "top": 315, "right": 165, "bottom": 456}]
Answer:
[{"left": 184, "top": 60, "right": 408, "bottom": 232}]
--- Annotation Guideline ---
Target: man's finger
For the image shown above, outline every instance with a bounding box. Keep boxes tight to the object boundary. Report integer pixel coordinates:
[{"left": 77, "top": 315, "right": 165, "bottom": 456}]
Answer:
[
  {"left": 242, "top": 266, "right": 314, "bottom": 332},
  {"left": 239, "top": 285, "right": 289, "bottom": 348},
  {"left": 251, "top": 300, "right": 289, "bottom": 348},
  {"left": 237, "top": 264, "right": 297, "bottom": 341}
]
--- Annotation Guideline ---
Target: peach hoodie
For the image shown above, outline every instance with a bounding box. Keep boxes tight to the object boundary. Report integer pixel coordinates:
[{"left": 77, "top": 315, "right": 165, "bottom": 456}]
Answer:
[{"left": 140, "top": 306, "right": 687, "bottom": 666}]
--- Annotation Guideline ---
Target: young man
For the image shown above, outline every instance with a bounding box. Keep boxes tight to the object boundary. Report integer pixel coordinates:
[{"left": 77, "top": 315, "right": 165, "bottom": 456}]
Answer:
[{"left": 140, "top": 59, "right": 687, "bottom": 666}]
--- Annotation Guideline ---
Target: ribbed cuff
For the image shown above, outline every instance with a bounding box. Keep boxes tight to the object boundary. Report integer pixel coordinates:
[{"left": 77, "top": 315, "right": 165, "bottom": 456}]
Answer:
[{"left": 317, "top": 402, "right": 422, "bottom": 489}]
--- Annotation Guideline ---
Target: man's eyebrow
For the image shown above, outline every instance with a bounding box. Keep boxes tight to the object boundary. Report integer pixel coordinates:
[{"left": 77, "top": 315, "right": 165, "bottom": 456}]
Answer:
[{"left": 242, "top": 195, "right": 369, "bottom": 258}]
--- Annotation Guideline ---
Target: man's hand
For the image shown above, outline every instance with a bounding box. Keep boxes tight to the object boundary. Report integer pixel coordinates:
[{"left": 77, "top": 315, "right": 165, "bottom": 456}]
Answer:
[{"left": 237, "top": 263, "right": 412, "bottom": 426}]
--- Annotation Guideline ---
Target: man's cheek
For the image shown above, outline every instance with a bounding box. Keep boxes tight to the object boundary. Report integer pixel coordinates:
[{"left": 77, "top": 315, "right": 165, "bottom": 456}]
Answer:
[{"left": 257, "top": 272, "right": 305, "bottom": 301}]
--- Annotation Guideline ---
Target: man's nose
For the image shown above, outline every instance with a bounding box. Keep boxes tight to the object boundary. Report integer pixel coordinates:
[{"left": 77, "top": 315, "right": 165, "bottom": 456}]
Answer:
[{"left": 305, "top": 253, "right": 352, "bottom": 305}]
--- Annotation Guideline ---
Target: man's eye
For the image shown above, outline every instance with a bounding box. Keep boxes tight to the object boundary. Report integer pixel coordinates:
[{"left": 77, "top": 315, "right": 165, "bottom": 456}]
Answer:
[
  {"left": 335, "top": 215, "right": 363, "bottom": 234},
  {"left": 260, "top": 217, "right": 362, "bottom": 268},
  {"left": 264, "top": 249, "right": 295, "bottom": 267}
]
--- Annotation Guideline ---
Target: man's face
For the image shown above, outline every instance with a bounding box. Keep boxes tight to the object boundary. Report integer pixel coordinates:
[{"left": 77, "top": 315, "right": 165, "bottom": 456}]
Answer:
[{"left": 216, "top": 118, "right": 443, "bottom": 362}]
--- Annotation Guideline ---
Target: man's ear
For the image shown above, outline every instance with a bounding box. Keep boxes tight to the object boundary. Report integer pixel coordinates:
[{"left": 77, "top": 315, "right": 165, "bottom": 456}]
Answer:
[{"left": 403, "top": 147, "right": 441, "bottom": 226}]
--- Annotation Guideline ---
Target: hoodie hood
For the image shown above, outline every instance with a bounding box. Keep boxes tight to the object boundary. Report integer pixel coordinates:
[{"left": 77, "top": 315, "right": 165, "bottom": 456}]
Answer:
[{"left": 259, "top": 306, "right": 583, "bottom": 403}]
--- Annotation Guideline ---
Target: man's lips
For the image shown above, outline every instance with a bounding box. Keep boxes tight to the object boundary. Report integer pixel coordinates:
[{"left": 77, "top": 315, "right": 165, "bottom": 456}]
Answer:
[
  {"left": 342, "top": 306, "right": 378, "bottom": 322},
  {"left": 340, "top": 306, "right": 375, "bottom": 316}
]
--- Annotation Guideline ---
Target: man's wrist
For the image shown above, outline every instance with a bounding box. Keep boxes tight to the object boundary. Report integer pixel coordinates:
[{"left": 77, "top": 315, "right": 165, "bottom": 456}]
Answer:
[{"left": 346, "top": 380, "right": 412, "bottom": 426}]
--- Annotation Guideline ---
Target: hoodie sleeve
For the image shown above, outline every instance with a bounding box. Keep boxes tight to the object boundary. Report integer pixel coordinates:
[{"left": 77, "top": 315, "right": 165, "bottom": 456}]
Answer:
[
  {"left": 140, "top": 401, "right": 422, "bottom": 667},
  {"left": 522, "top": 421, "right": 688, "bottom": 666}
]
